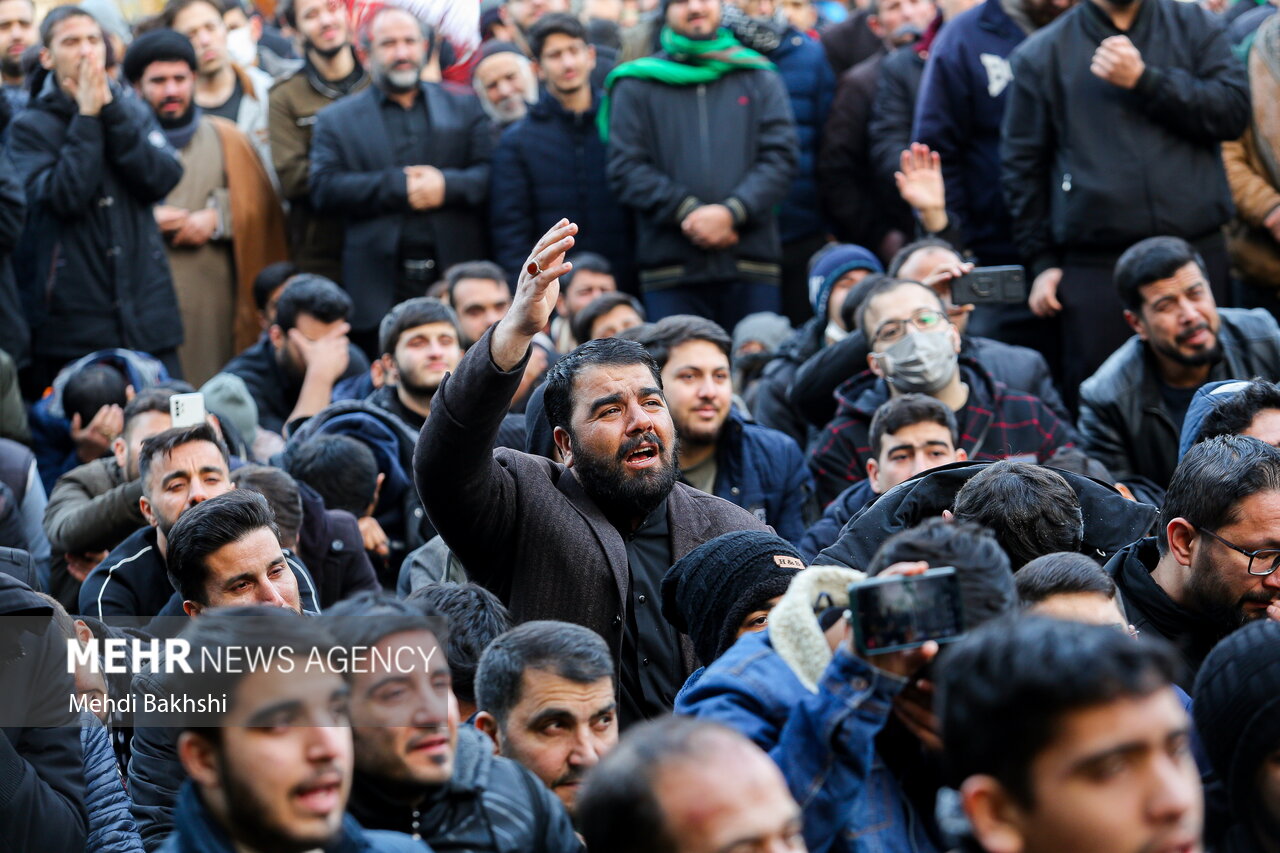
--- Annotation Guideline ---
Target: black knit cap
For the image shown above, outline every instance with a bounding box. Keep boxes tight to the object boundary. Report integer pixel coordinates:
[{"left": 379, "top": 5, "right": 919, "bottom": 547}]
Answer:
[
  {"left": 661, "top": 530, "right": 805, "bottom": 667},
  {"left": 122, "top": 29, "right": 197, "bottom": 85},
  {"left": 1192, "top": 619, "right": 1280, "bottom": 820}
]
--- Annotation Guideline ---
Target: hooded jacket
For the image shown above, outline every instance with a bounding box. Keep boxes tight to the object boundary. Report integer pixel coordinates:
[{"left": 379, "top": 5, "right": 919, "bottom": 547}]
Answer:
[
  {"left": 81, "top": 716, "right": 144, "bottom": 853},
  {"left": 346, "top": 725, "right": 581, "bottom": 852},
  {"left": 807, "top": 357, "right": 1078, "bottom": 505},
  {"left": 295, "top": 479, "right": 380, "bottom": 607}
]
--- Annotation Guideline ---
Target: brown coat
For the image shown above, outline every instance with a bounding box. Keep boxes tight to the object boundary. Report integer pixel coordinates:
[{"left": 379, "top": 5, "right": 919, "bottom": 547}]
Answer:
[{"left": 1223, "top": 16, "right": 1280, "bottom": 287}]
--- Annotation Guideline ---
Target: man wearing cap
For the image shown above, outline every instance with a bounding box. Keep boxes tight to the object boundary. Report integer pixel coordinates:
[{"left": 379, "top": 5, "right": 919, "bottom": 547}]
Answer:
[
  {"left": 471, "top": 41, "right": 538, "bottom": 130},
  {"left": 125, "top": 28, "right": 287, "bottom": 385}
]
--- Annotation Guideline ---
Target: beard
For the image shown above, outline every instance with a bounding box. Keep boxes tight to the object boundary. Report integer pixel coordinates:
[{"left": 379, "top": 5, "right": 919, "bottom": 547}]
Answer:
[
  {"left": 304, "top": 36, "right": 346, "bottom": 60},
  {"left": 0, "top": 55, "right": 21, "bottom": 78},
  {"left": 1151, "top": 326, "right": 1224, "bottom": 368},
  {"left": 373, "top": 62, "right": 421, "bottom": 94},
  {"left": 1185, "top": 551, "right": 1278, "bottom": 639},
  {"left": 396, "top": 364, "right": 443, "bottom": 401},
  {"left": 155, "top": 100, "right": 194, "bottom": 129},
  {"left": 217, "top": 751, "right": 343, "bottom": 853},
  {"left": 571, "top": 430, "right": 678, "bottom": 523}
]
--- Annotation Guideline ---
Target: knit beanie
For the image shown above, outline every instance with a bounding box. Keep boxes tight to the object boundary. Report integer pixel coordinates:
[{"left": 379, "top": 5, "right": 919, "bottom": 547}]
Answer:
[
  {"left": 661, "top": 530, "right": 805, "bottom": 667},
  {"left": 1192, "top": 619, "right": 1280, "bottom": 821},
  {"left": 122, "top": 28, "right": 196, "bottom": 85},
  {"left": 732, "top": 311, "right": 792, "bottom": 356},
  {"left": 808, "top": 243, "right": 883, "bottom": 318}
]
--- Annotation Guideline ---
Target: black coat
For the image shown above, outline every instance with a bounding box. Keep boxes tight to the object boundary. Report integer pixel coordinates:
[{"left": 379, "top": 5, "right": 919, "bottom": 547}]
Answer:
[
  {"left": 867, "top": 43, "right": 925, "bottom": 229},
  {"left": 10, "top": 75, "right": 183, "bottom": 361},
  {"left": 817, "top": 54, "right": 883, "bottom": 246},
  {"left": 295, "top": 480, "right": 380, "bottom": 608},
  {"left": 0, "top": 150, "right": 27, "bottom": 368},
  {"left": 1001, "top": 0, "right": 1249, "bottom": 273},
  {"left": 310, "top": 83, "right": 491, "bottom": 332}
]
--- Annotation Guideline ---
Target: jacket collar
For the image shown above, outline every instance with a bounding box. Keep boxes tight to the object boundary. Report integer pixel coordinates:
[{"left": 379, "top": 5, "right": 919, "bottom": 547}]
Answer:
[
  {"left": 528, "top": 86, "right": 601, "bottom": 122},
  {"left": 167, "top": 782, "right": 371, "bottom": 853},
  {"left": 1111, "top": 537, "right": 1223, "bottom": 662},
  {"left": 1081, "top": 0, "right": 1154, "bottom": 37},
  {"left": 305, "top": 47, "right": 368, "bottom": 100},
  {"left": 979, "top": 0, "right": 1026, "bottom": 39}
]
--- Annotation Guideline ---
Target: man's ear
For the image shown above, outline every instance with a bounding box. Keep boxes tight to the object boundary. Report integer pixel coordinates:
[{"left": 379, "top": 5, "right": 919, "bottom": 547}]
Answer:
[
  {"left": 379, "top": 353, "right": 398, "bottom": 385},
  {"left": 1165, "top": 517, "right": 1197, "bottom": 567},
  {"left": 473, "top": 712, "right": 501, "bottom": 753},
  {"left": 268, "top": 324, "right": 285, "bottom": 350},
  {"left": 39, "top": 47, "right": 53, "bottom": 71},
  {"left": 955, "top": 448, "right": 968, "bottom": 461},
  {"left": 112, "top": 435, "right": 128, "bottom": 471},
  {"left": 867, "top": 14, "right": 885, "bottom": 38},
  {"left": 183, "top": 599, "right": 204, "bottom": 619},
  {"left": 1123, "top": 308, "right": 1146, "bottom": 339},
  {"left": 941, "top": 508, "right": 954, "bottom": 521},
  {"left": 553, "top": 425, "right": 574, "bottom": 467},
  {"left": 365, "top": 472, "right": 386, "bottom": 518},
  {"left": 140, "top": 495, "right": 157, "bottom": 528},
  {"left": 866, "top": 458, "right": 882, "bottom": 494},
  {"left": 74, "top": 619, "right": 95, "bottom": 646},
  {"left": 177, "top": 730, "right": 220, "bottom": 788},
  {"left": 961, "top": 775, "right": 1027, "bottom": 853},
  {"left": 867, "top": 352, "right": 885, "bottom": 379}
]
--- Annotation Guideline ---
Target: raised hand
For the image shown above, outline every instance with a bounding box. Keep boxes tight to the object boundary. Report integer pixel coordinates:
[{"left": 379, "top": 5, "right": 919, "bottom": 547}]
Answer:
[{"left": 492, "top": 219, "right": 578, "bottom": 370}]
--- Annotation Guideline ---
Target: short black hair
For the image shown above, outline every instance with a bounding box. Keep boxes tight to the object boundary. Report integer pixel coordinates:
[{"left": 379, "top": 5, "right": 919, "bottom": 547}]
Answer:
[
  {"left": 252, "top": 261, "right": 299, "bottom": 312},
  {"left": 1114, "top": 236, "right": 1206, "bottom": 314},
  {"left": 578, "top": 717, "right": 747, "bottom": 853},
  {"left": 1015, "top": 551, "right": 1119, "bottom": 607},
  {"left": 168, "top": 606, "right": 337, "bottom": 733},
  {"left": 475, "top": 620, "right": 614, "bottom": 728},
  {"left": 868, "top": 517, "right": 1016, "bottom": 629},
  {"left": 528, "top": 11, "right": 587, "bottom": 60},
  {"left": 868, "top": 393, "right": 958, "bottom": 459},
  {"left": 855, "top": 277, "right": 946, "bottom": 340},
  {"left": 231, "top": 465, "right": 303, "bottom": 550},
  {"left": 123, "top": 387, "right": 177, "bottom": 437},
  {"left": 40, "top": 5, "right": 99, "bottom": 47},
  {"left": 407, "top": 583, "right": 512, "bottom": 706},
  {"left": 635, "top": 314, "right": 732, "bottom": 369},
  {"left": 840, "top": 273, "right": 886, "bottom": 332},
  {"left": 543, "top": 337, "right": 662, "bottom": 437},
  {"left": 378, "top": 297, "right": 461, "bottom": 357},
  {"left": 138, "top": 423, "right": 230, "bottom": 493},
  {"left": 445, "top": 261, "right": 509, "bottom": 306},
  {"left": 1159, "top": 434, "right": 1280, "bottom": 555},
  {"left": 284, "top": 435, "right": 378, "bottom": 517},
  {"left": 887, "top": 237, "right": 960, "bottom": 278},
  {"left": 939, "top": 617, "right": 1181, "bottom": 804},
  {"left": 1194, "top": 379, "right": 1280, "bottom": 445},
  {"left": 320, "top": 591, "right": 450, "bottom": 675},
  {"left": 167, "top": 490, "right": 280, "bottom": 605},
  {"left": 63, "top": 363, "right": 129, "bottom": 428},
  {"left": 277, "top": 0, "right": 300, "bottom": 28},
  {"left": 560, "top": 251, "right": 613, "bottom": 294},
  {"left": 161, "top": 0, "right": 222, "bottom": 28},
  {"left": 951, "top": 462, "right": 1084, "bottom": 571},
  {"left": 571, "top": 292, "right": 646, "bottom": 345},
  {"left": 273, "top": 275, "right": 353, "bottom": 332}
]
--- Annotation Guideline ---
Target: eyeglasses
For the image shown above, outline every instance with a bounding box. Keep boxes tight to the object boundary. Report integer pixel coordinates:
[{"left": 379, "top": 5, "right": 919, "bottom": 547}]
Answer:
[
  {"left": 872, "top": 308, "right": 946, "bottom": 346},
  {"left": 1197, "top": 526, "right": 1280, "bottom": 576}
]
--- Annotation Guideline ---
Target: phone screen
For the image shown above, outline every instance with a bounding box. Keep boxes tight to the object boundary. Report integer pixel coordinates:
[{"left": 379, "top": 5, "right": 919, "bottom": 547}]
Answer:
[{"left": 850, "top": 567, "right": 965, "bottom": 655}]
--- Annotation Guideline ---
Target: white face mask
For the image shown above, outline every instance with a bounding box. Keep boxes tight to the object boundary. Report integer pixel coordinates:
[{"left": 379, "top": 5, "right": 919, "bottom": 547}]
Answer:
[
  {"left": 226, "top": 26, "right": 257, "bottom": 68},
  {"left": 873, "top": 329, "right": 958, "bottom": 394}
]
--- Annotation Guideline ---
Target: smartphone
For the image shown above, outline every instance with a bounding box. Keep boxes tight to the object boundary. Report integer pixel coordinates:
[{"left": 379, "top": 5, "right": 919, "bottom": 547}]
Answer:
[
  {"left": 169, "top": 392, "right": 206, "bottom": 428},
  {"left": 848, "top": 567, "right": 965, "bottom": 656},
  {"left": 951, "top": 266, "right": 1027, "bottom": 304}
]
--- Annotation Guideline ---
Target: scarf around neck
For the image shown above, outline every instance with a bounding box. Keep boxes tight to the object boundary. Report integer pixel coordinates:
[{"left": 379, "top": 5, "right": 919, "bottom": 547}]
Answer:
[
  {"left": 597, "top": 26, "right": 774, "bottom": 141},
  {"left": 162, "top": 105, "right": 202, "bottom": 150}
]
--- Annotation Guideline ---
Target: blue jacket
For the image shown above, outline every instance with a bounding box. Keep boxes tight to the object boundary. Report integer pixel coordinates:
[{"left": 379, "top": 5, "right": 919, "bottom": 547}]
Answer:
[
  {"left": 677, "top": 629, "right": 940, "bottom": 853},
  {"left": 913, "top": 0, "right": 1025, "bottom": 262},
  {"left": 489, "top": 89, "right": 634, "bottom": 288},
  {"left": 769, "top": 29, "right": 836, "bottom": 243},
  {"left": 797, "top": 478, "right": 876, "bottom": 562},
  {"left": 81, "top": 716, "right": 144, "bottom": 853},
  {"left": 158, "top": 782, "right": 429, "bottom": 853},
  {"left": 713, "top": 409, "right": 815, "bottom": 545}
]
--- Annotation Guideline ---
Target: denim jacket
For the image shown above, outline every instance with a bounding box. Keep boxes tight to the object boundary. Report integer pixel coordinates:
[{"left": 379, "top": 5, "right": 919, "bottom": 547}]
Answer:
[{"left": 676, "top": 629, "right": 941, "bottom": 853}]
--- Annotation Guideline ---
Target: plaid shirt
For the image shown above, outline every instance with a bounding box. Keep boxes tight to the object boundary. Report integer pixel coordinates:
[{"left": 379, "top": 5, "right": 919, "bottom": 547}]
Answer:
[{"left": 808, "top": 358, "right": 1078, "bottom": 505}]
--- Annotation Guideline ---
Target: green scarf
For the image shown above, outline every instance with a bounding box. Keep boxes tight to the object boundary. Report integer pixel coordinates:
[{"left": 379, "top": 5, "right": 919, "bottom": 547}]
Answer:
[{"left": 597, "top": 26, "right": 775, "bottom": 142}]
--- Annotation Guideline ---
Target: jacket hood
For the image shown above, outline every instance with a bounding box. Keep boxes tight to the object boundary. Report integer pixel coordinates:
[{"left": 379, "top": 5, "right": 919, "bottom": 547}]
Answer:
[
  {"left": 0, "top": 571, "right": 52, "bottom": 617},
  {"left": 767, "top": 564, "right": 866, "bottom": 692},
  {"left": 37, "top": 348, "right": 172, "bottom": 419},
  {"left": 814, "top": 459, "right": 1158, "bottom": 571},
  {"left": 1177, "top": 379, "right": 1251, "bottom": 461}
]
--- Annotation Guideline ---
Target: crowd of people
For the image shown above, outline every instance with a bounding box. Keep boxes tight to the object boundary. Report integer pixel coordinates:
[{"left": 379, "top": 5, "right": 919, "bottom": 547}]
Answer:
[{"left": 1, "top": 0, "right": 1280, "bottom": 849}]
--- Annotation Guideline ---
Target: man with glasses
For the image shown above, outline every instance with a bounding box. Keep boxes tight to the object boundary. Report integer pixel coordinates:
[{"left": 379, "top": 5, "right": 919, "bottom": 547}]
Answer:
[
  {"left": 808, "top": 276, "right": 1076, "bottom": 504},
  {"left": 1106, "top": 433, "right": 1280, "bottom": 691}
]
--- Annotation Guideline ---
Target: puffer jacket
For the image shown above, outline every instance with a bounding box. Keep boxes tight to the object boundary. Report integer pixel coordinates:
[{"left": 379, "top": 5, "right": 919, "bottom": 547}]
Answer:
[
  {"left": 10, "top": 73, "right": 183, "bottom": 362},
  {"left": 347, "top": 725, "right": 582, "bottom": 852},
  {"left": 711, "top": 408, "right": 815, "bottom": 544},
  {"left": 767, "top": 27, "right": 836, "bottom": 243},
  {"left": 81, "top": 715, "right": 143, "bottom": 853}
]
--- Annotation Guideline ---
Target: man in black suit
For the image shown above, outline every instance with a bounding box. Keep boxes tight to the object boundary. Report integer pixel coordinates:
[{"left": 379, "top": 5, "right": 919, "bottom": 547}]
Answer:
[{"left": 309, "top": 5, "right": 491, "bottom": 355}]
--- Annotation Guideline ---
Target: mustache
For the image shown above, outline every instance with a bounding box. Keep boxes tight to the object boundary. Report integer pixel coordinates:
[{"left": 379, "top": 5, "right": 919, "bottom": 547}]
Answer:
[
  {"left": 1176, "top": 323, "right": 1211, "bottom": 344},
  {"left": 552, "top": 766, "right": 587, "bottom": 787},
  {"left": 617, "top": 431, "right": 665, "bottom": 462}
]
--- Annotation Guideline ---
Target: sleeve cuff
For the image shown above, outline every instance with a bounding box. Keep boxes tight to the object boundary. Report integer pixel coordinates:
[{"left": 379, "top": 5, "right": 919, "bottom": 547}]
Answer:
[
  {"left": 1134, "top": 66, "right": 1162, "bottom": 98},
  {"left": 725, "top": 197, "right": 749, "bottom": 227},
  {"left": 675, "top": 195, "right": 702, "bottom": 222}
]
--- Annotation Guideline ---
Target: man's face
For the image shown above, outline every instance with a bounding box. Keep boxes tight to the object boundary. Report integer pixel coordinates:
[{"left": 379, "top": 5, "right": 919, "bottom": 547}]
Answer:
[
  {"left": 866, "top": 420, "right": 961, "bottom": 494},
  {"left": 387, "top": 321, "right": 462, "bottom": 398},
  {"left": 661, "top": 340, "right": 733, "bottom": 450},
  {"left": 172, "top": 0, "right": 230, "bottom": 77},
  {"left": 1130, "top": 263, "right": 1222, "bottom": 369},
  {"left": 367, "top": 9, "right": 426, "bottom": 93},
  {"left": 736, "top": 595, "right": 783, "bottom": 639},
  {"left": 349, "top": 630, "right": 457, "bottom": 788},
  {"left": 114, "top": 411, "right": 174, "bottom": 480},
  {"left": 502, "top": 0, "right": 570, "bottom": 32},
  {"left": 40, "top": 14, "right": 106, "bottom": 91},
  {"left": 667, "top": 0, "right": 724, "bottom": 39},
  {"left": 0, "top": 0, "right": 33, "bottom": 78},
  {"left": 275, "top": 311, "right": 349, "bottom": 379},
  {"left": 589, "top": 304, "right": 644, "bottom": 341},
  {"left": 556, "top": 362, "right": 679, "bottom": 521},
  {"left": 138, "top": 60, "right": 195, "bottom": 128},
  {"left": 474, "top": 53, "right": 535, "bottom": 123},
  {"left": 870, "top": 0, "right": 936, "bottom": 45},
  {"left": 495, "top": 670, "right": 617, "bottom": 813},
  {"left": 1019, "top": 0, "right": 1073, "bottom": 29},
  {"left": 141, "top": 440, "right": 233, "bottom": 539},
  {"left": 536, "top": 32, "right": 596, "bottom": 96},
  {"left": 187, "top": 526, "right": 302, "bottom": 616},
  {"left": 997, "top": 689, "right": 1201, "bottom": 853},
  {"left": 654, "top": 737, "right": 805, "bottom": 853},
  {"left": 1026, "top": 593, "right": 1130, "bottom": 633},
  {"left": 1182, "top": 490, "right": 1280, "bottom": 637},
  {"left": 781, "top": 0, "right": 818, "bottom": 29},
  {"left": 1244, "top": 409, "right": 1280, "bottom": 447},
  {"left": 827, "top": 268, "right": 873, "bottom": 328},
  {"left": 864, "top": 283, "right": 961, "bottom": 379},
  {"left": 189, "top": 665, "right": 352, "bottom": 852},
  {"left": 295, "top": 0, "right": 350, "bottom": 56},
  {"left": 452, "top": 278, "right": 512, "bottom": 345},
  {"left": 559, "top": 270, "right": 616, "bottom": 323}
]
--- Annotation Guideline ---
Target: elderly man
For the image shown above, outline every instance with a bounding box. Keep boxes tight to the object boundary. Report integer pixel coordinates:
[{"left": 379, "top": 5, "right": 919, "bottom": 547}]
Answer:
[{"left": 471, "top": 40, "right": 538, "bottom": 129}]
